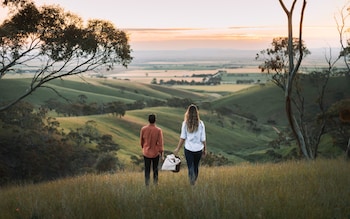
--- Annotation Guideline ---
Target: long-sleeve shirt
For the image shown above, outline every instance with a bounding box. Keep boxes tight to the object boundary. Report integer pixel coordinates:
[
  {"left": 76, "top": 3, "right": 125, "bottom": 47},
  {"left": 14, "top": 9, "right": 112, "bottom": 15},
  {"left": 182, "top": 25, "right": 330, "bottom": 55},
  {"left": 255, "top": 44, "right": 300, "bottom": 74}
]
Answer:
[
  {"left": 140, "top": 123, "right": 164, "bottom": 158},
  {"left": 180, "top": 120, "right": 206, "bottom": 152}
]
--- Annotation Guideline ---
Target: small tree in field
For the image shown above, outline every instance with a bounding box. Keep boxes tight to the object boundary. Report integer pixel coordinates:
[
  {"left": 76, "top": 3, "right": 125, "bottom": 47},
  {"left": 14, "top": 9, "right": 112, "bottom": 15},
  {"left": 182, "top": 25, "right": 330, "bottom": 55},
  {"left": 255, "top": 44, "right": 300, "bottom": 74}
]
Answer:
[
  {"left": 256, "top": 0, "right": 332, "bottom": 159},
  {"left": 0, "top": 0, "right": 132, "bottom": 111}
]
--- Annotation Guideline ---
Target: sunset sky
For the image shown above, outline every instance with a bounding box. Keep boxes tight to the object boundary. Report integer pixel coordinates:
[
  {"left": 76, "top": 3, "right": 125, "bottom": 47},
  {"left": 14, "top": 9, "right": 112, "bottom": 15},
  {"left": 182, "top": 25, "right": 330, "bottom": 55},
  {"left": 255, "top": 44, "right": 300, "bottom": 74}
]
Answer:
[{"left": 1, "top": 0, "right": 349, "bottom": 51}]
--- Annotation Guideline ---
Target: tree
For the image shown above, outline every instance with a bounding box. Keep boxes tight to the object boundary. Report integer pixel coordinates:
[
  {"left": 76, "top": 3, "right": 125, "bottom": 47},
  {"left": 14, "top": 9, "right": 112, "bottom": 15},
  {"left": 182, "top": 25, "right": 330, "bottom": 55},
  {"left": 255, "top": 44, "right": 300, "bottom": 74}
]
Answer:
[
  {"left": 0, "top": 0, "right": 132, "bottom": 111},
  {"left": 255, "top": 36, "right": 310, "bottom": 89},
  {"left": 0, "top": 101, "right": 102, "bottom": 183},
  {"left": 78, "top": 94, "right": 87, "bottom": 104},
  {"left": 94, "top": 152, "right": 119, "bottom": 173},
  {"left": 151, "top": 77, "right": 157, "bottom": 84},
  {"left": 105, "top": 101, "right": 126, "bottom": 117},
  {"left": 324, "top": 99, "right": 350, "bottom": 157},
  {"left": 257, "top": 1, "right": 330, "bottom": 159},
  {"left": 96, "top": 134, "right": 119, "bottom": 153},
  {"left": 334, "top": 1, "right": 350, "bottom": 80},
  {"left": 334, "top": 2, "right": 350, "bottom": 158},
  {"left": 277, "top": 0, "right": 342, "bottom": 160}
]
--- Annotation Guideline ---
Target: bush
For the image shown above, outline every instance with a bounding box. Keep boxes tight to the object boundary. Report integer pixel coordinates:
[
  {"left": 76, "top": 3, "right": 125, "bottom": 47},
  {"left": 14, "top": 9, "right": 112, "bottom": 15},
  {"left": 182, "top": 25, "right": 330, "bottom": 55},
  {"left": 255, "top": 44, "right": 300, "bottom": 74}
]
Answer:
[{"left": 94, "top": 153, "right": 118, "bottom": 173}]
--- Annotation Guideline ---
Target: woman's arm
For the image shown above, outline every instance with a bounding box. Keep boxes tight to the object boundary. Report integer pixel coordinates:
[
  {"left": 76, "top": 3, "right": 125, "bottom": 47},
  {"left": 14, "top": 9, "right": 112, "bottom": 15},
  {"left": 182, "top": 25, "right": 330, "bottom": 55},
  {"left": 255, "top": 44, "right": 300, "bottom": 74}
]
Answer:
[
  {"left": 202, "top": 141, "right": 207, "bottom": 156},
  {"left": 159, "top": 129, "right": 165, "bottom": 160},
  {"left": 174, "top": 138, "right": 185, "bottom": 156}
]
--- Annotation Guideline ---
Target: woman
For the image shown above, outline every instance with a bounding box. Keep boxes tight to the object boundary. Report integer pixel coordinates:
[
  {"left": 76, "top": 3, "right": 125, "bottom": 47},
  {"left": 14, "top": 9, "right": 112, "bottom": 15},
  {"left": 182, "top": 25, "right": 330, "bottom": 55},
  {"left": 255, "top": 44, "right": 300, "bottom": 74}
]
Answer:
[{"left": 174, "top": 104, "right": 206, "bottom": 185}]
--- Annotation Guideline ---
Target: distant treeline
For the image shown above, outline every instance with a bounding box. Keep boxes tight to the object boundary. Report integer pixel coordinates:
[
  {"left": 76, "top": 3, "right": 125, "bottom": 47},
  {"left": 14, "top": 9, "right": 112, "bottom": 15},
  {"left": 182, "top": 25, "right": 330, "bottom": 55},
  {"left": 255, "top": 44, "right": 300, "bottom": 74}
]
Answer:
[
  {"left": 43, "top": 96, "right": 194, "bottom": 117},
  {"left": 152, "top": 76, "right": 221, "bottom": 86}
]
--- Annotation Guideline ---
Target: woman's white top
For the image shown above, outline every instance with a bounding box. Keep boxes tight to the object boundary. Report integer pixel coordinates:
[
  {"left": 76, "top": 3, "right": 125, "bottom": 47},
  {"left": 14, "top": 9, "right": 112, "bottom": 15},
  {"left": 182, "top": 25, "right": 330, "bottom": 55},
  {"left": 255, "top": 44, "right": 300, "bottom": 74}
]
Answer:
[{"left": 180, "top": 120, "right": 206, "bottom": 152}]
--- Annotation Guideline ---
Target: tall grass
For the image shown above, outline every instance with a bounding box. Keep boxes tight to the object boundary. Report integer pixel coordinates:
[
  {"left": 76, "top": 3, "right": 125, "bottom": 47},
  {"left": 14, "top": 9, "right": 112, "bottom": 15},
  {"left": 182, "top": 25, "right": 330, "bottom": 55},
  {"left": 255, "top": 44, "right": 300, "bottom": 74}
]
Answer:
[{"left": 1, "top": 159, "right": 349, "bottom": 219}]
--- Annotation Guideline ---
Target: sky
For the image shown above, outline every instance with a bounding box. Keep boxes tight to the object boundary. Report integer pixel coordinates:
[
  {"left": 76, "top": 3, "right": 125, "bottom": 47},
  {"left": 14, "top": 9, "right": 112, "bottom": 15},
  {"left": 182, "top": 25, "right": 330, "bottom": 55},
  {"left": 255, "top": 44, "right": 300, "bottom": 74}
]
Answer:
[{"left": 1, "top": 0, "right": 349, "bottom": 51}]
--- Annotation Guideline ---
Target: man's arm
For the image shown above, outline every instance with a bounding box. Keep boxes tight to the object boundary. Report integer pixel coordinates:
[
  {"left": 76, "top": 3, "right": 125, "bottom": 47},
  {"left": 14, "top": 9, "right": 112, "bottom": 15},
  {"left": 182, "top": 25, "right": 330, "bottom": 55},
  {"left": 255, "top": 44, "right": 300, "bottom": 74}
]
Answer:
[
  {"left": 159, "top": 129, "right": 164, "bottom": 160},
  {"left": 140, "top": 128, "right": 144, "bottom": 148}
]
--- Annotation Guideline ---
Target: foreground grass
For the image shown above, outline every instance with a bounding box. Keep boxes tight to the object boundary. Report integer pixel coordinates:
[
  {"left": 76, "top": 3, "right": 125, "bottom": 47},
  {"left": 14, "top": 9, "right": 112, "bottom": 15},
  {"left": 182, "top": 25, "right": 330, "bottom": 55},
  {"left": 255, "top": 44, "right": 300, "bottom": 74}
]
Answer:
[{"left": 0, "top": 159, "right": 349, "bottom": 219}]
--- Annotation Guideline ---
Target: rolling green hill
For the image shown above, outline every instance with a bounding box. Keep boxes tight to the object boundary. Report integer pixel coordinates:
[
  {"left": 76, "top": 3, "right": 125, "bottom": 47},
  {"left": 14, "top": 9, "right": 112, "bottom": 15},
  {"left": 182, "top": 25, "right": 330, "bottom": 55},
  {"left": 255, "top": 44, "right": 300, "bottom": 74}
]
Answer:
[
  {"left": 56, "top": 106, "right": 279, "bottom": 165},
  {"left": 211, "top": 76, "right": 350, "bottom": 126},
  {"left": 0, "top": 76, "right": 206, "bottom": 106},
  {"left": 0, "top": 75, "right": 348, "bottom": 166}
]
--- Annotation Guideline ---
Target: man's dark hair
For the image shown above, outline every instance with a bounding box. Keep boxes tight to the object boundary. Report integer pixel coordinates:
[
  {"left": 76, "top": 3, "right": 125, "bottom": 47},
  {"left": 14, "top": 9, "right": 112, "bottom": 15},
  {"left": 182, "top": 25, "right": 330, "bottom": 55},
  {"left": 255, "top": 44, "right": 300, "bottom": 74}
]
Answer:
[{"left": 148, "top": 114, "right": 156, "bottom": 123}]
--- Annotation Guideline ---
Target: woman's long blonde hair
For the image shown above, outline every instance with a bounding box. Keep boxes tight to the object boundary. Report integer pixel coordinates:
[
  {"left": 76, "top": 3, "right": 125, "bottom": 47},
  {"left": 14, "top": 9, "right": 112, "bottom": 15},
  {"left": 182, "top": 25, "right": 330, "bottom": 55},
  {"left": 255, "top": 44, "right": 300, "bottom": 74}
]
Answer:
[{"left": 184, "top": 104, "right": 200, "bottom": 133}]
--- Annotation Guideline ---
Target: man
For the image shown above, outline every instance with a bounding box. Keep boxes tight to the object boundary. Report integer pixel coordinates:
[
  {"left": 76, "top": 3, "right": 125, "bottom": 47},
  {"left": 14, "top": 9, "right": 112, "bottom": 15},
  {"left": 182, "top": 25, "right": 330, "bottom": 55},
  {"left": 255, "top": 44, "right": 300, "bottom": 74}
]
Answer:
[{"left": 140, "top": 114, "right": 164, "bottom": 186}]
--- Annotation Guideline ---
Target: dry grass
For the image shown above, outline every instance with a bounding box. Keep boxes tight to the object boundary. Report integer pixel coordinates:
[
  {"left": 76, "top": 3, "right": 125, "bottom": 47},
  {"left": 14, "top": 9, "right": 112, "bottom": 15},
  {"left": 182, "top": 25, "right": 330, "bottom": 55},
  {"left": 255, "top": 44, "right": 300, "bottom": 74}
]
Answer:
[{"left": 0, "top": 159, "right": 349, "bottom": 219}]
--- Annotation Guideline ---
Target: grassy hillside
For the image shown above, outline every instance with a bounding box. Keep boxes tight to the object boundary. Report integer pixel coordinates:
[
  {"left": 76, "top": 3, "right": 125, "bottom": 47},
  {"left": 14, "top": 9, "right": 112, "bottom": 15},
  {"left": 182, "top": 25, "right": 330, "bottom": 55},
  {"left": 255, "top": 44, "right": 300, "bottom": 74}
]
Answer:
[
  {"left": 0, "top": 76, "right": 205, "bottom": 106},
  {"left": 210, "top": 76, "right": 350, "bottom": 126},
  {"left": 56, "top": 106, "right": 278, "bottom": 165},
  {"left": 0, "top": 75, "right": 348, "bottom": 167},
  {"left": 1, "top": 159, "right": 349, "bottom": 219},
  {"left": 211, "top": 84, "right": 287, "bottom": 125}
]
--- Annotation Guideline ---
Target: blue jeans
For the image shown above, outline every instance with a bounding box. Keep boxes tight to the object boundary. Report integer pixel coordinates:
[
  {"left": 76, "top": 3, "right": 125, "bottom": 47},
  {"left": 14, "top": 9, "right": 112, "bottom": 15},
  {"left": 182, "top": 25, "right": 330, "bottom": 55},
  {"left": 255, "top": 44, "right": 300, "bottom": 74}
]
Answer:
[
  {"left": 144, "top": 155, "right": 160, "bottom": 186},
  {"left": 184, "top": 148, "right": 202, "bottom": 185}
]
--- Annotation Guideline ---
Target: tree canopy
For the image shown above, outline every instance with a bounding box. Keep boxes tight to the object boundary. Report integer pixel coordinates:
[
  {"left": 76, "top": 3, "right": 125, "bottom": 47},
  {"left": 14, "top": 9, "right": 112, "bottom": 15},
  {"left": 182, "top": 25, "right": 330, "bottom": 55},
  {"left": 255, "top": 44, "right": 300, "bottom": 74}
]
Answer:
[
  {"left": 0, "top": 0, "right": 132, "bottom": 111},
  {"left": 255, "top": 36, "right": 310, "bottom": 90}
]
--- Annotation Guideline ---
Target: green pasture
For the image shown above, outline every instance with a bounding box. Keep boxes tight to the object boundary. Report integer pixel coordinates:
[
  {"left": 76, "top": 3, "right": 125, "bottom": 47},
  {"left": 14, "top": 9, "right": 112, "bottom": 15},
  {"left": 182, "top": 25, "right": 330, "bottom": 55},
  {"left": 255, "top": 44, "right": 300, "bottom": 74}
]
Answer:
[
  {"left": 1, "top": 74, "right": 349, "bottom": 166},
  {"left": 0, "top": 76, "right": 204, "bottom": 106},
  {"left": 56, "top": 105, "right": 281, "bottom": 166}
]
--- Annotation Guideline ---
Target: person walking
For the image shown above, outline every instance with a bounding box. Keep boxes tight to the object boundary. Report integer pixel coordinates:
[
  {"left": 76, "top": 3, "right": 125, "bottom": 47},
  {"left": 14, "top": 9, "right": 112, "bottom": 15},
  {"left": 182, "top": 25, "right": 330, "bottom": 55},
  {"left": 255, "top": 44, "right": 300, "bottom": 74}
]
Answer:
[
  {"left": 174, "top": 104, "right": 206, "bottom": 185},
  {"left": 140, "top": 114, "right": 164, "bottom": 186}
]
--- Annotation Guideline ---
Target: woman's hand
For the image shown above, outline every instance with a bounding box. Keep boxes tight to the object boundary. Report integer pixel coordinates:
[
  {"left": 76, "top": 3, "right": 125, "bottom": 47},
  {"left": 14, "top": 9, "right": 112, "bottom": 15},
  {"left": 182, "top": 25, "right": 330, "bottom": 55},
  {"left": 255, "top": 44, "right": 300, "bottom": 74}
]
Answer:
[
  {"left": 174, "top": 139, "right": 185, "bottom": 155},
  {"left": 173, "top": 147, "right": 179, "bottom": 156},
  {"left": 202, "top": 148, "right": 206, "bottom": 157}
]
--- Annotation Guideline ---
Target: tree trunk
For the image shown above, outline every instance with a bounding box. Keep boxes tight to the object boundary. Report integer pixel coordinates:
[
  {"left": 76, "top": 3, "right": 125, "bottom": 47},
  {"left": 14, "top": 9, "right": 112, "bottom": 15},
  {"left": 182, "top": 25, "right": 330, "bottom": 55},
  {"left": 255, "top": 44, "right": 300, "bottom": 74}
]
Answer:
[{"left": 281, "top": 0, "right": 309, "bottom": 159}]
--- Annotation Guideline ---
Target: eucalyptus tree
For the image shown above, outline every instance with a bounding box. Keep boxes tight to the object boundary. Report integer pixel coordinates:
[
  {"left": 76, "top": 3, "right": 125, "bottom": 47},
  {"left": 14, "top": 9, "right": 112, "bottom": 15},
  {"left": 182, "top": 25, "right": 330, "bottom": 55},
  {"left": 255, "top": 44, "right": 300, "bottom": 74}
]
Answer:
[
  {"left": 331, "top": 1, "right": 350, "bottom": 158},
  {"left": 335, "top": 1, "right": 350, "bottom": 80},
  {"left": 256, "top": 0, "right": 330, "bottom": 159},
  {"left": 0, "top": 0, "right": 132, "bottom": 111},
  {"left": 256, "top": 36, "right": 310, "bottom": 89},
  {"left": 277, "top": 0, "right": 319, "bottom": 159}
]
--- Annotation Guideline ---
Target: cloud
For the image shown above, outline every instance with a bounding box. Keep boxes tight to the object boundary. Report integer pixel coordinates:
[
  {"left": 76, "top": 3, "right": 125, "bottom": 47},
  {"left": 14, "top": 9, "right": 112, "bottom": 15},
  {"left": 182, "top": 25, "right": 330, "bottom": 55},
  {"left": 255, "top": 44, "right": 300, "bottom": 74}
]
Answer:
[
  {"left": 125, "top": 27, "right": 273, "bottom": 41},
  {"left": 124, "top": 25, "right": 339, "bottom": 51},
  {"left": 124, "top": 28, "right": 204, "bottom": 32},
  {"left": 229, "top": 26, "right": 283, "bottom": 30}
]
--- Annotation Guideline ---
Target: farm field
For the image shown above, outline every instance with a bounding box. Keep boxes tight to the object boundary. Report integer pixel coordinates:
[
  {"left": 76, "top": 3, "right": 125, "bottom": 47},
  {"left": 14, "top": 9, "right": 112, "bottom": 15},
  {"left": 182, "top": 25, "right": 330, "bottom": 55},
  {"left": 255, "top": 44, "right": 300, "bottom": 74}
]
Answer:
[
  {"left": 7, "top": 66, "right": 265, "bottom": 92},
  {"left": 173, "top": 84, "right": 255, "bottom": 93}
]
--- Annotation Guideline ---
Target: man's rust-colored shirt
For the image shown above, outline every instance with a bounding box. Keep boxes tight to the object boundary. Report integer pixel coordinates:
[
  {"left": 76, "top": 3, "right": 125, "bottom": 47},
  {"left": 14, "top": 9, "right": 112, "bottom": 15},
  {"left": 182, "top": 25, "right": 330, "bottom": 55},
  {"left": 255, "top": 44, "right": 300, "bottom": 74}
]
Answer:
[{"left": 140, "top": 123, "right": 164, "bottom": 158}]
